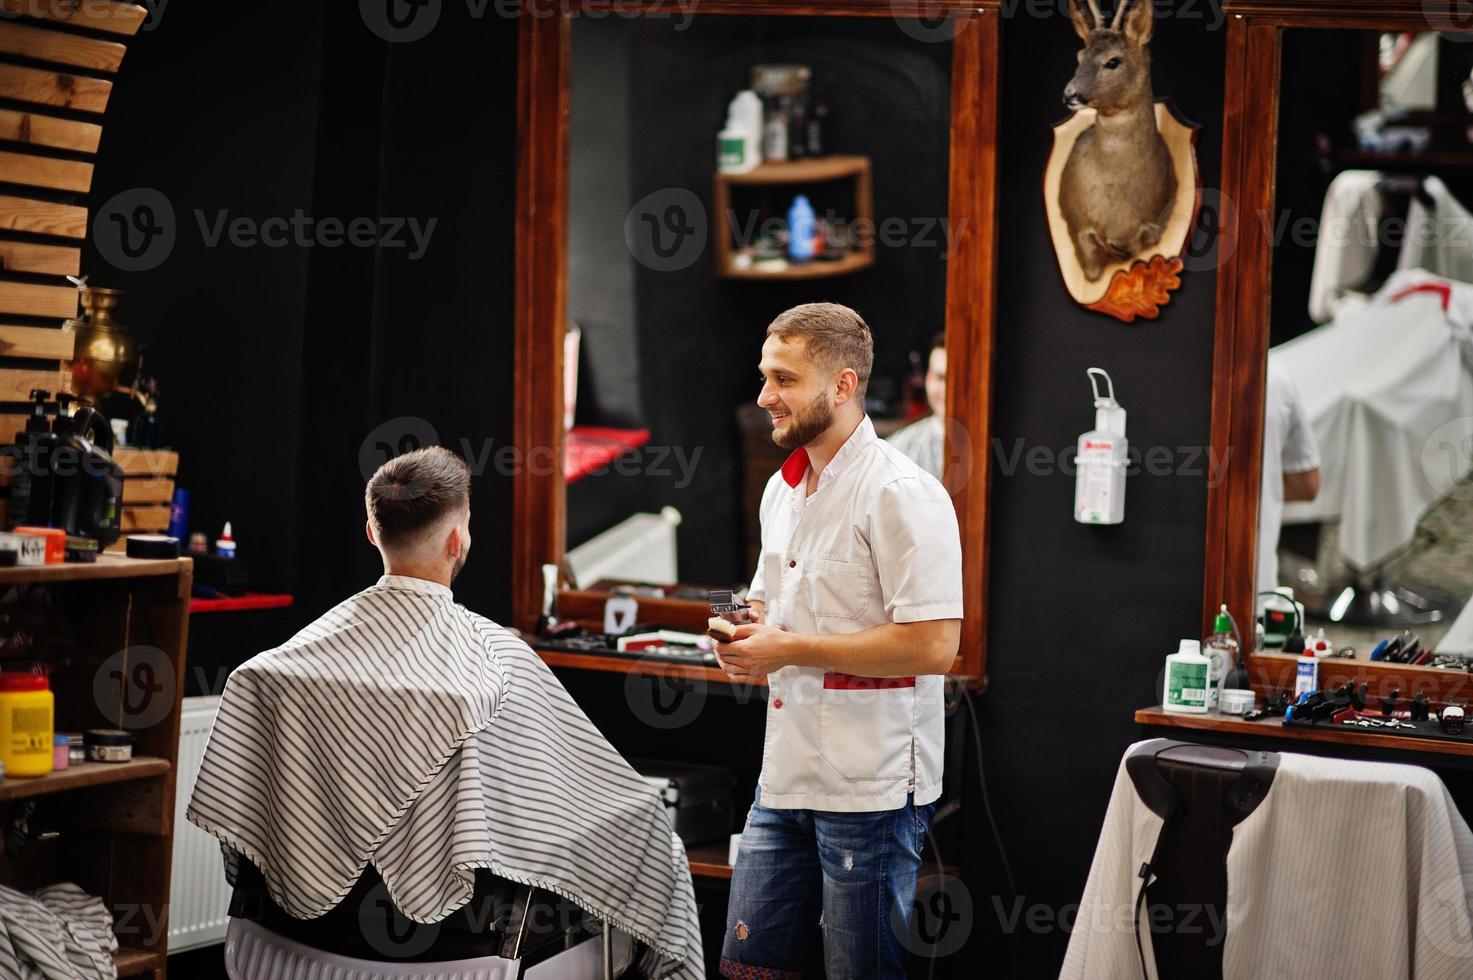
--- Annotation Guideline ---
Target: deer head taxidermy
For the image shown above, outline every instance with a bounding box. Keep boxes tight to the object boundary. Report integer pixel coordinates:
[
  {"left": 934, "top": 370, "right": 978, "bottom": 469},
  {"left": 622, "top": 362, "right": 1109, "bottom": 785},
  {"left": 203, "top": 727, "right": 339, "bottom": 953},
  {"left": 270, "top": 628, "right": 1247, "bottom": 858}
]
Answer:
[{"left": 1059, "top": 0, "right": 1177, "bottom": 283}]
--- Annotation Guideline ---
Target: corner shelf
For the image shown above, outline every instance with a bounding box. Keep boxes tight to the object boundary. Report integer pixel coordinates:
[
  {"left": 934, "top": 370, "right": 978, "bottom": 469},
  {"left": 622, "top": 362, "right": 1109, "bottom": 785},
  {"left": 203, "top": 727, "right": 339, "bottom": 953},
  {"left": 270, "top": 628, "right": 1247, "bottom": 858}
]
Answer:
[
  {"left": 713, "top": 154, "right": 874, "bottom": 280},
  {"left": 721, "top": 250, "right": 875, "bottom": 281},
  {"left": 719, "top": 154, "right": 870, "bottom": 186}
]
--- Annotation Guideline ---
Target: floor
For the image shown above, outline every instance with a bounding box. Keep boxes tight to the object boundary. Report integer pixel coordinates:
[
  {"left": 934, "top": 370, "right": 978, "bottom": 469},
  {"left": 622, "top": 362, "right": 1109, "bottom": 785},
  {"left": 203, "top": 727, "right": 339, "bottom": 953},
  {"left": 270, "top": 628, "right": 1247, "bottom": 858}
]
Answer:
[
  {"left": 1277, "top": 472, "right": 1473, "bottom": 656},
  {"left": 169, "top": 945, "right": 228, "bottom": 979}
]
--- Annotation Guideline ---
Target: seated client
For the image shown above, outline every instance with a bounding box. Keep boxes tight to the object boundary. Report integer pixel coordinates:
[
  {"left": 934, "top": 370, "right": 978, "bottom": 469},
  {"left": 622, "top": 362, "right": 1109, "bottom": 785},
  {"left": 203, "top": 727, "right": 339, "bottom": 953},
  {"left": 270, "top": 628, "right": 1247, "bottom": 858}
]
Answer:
[{"left": 186, "top": 446, "right": 701, "bottom": 978}]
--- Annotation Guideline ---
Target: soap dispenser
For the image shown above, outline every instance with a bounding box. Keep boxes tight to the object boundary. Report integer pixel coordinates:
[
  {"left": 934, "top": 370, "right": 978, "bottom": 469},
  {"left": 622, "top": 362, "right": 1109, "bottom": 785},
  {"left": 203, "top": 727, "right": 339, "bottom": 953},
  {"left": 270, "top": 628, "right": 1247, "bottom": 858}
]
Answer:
[{"left": 1074, "top": 367, "right": 1127, "bottom": 524}]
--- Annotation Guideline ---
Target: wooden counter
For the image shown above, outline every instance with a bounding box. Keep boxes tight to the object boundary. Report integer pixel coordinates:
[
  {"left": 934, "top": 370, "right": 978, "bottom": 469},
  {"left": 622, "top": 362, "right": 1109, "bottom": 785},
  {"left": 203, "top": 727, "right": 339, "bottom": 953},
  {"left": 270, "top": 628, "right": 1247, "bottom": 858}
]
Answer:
[{"left": 1135, "top": 706, "right": 1473, "bottom": 760}]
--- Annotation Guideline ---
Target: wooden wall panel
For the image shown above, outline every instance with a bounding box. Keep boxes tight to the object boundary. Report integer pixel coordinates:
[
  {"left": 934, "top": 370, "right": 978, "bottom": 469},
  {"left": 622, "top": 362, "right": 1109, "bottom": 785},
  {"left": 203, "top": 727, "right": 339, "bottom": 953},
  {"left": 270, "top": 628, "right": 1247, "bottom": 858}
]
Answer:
[
  {"left": 0, "top": 150, "right": 94, "bottom": 192},
  {"left": 0, "top": 323, "right": 75, "bottom": 359},
  {"left": 0, "top": 21, "right": 127, "bottom": 71},
  {"left": 0, "top": 240, "right": 82, "bottom": 277},
  {"left": 0, "top": 0, "right": 149, "bottom": 36},
  {"left": 0, "top": 109, "right": 103, "bottom": 153},
  {"left": 0, "top": 63, "right": 112, "bottom": 113},
  {"left": 0, "top": 194, "right": 87, "bottom": 238}
]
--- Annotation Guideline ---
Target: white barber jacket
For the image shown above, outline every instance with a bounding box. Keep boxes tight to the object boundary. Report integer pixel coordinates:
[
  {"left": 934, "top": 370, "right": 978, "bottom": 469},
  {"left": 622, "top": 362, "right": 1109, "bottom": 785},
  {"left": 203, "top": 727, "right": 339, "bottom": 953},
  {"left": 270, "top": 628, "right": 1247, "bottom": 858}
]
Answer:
[
  {"left": 748, "top": 415, "right": 963, "bottom": 813},
  {"left": 1061, "top": 745, "right": 1473, "bottom": 980}
]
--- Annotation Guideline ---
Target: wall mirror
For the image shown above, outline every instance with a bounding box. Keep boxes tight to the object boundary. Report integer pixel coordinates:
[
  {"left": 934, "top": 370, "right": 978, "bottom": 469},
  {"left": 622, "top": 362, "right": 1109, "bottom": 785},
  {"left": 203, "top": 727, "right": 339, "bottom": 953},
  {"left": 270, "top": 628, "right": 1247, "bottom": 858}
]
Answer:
[
  {"left": 515, "top": 2, "right": 997, "bottom": 680},
  {"left": 1208, "top": 9, "right": 1473, "bottom": 670}
]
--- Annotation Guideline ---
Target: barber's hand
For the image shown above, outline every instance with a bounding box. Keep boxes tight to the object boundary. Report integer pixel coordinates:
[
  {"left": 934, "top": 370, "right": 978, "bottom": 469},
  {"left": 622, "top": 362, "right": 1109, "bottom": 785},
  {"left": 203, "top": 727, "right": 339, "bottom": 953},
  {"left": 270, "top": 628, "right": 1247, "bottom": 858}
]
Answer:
[{"left": 714, "top": 623, "right": 792, "bottom": 682}]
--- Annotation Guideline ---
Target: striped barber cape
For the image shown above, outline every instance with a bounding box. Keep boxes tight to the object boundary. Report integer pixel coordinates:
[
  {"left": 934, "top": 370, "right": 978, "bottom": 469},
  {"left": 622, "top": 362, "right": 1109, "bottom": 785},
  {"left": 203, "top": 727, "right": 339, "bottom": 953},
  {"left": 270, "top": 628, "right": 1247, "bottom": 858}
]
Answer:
[
  {"left": 0, "top": 883, "right": 116, "bottom": 980},
  {"left": 186, "top": 574, "right": 702, "bottom": 979}
]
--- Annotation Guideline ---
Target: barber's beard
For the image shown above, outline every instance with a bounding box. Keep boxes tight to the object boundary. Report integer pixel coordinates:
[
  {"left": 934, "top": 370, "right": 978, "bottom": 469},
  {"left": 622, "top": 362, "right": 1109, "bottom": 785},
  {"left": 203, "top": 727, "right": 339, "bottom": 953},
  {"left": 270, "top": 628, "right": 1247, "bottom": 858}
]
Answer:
[{"left": 772, "top": 392, "right": 835, "bottom": 450}]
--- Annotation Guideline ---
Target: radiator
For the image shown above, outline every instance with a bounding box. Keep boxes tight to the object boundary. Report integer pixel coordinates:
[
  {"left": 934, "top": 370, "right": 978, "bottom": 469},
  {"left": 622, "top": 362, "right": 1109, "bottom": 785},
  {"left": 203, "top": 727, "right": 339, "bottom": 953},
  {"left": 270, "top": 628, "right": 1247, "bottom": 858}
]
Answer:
[
  {"left": 567, "top": 507, "right": 682, "bottom": 588},
  {"left": 168, "top": 695, "right": 231, "bottom": 953}
]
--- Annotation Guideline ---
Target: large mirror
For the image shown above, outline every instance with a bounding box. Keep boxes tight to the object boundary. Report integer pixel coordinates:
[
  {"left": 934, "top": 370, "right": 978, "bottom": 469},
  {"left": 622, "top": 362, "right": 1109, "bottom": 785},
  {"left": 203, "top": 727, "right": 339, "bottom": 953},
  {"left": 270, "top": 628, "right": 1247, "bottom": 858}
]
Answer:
[
  {"left": 563, "top": 15, "right": 953, "bottom": 595},
  {"left": 516, "top": 7, "right": 996, "bottom": 677},
  {"left": 1255, "top": 28, "right": 1473, "bottom": 660}
]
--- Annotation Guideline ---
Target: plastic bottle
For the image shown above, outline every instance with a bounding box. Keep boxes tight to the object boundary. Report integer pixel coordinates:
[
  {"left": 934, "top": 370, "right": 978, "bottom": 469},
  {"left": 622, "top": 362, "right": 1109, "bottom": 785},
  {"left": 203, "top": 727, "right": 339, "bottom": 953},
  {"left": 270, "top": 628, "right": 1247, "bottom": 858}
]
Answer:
[
  {"left": 1294, "top": 642, "right": 1319, "bottom": 699},
  {"left": 0, "top": 674, "right": 53, "bottom": 777},
  {"left": 1204, "top": 604, "right": 1239, "bottom": 711},
  {"left": 1310, "top": 627, "right": 1331, "bottom": 658},
  {"left": 718, "top": 91, "right": 762, "bottom": 174},
  {"left": 1260, "top": 590, "right": 1298, "bottom": 650},
  {"left": 1163, "top": 639, "right": 1210, "bottom": 714},
  {"left": 788, "top": 195, "right": 816, "bottom": 261},
  {"left": 763, "top": 95, "right": 789, "bottom": 161},
  {"left": 216, "top": 521, "right": 236, "bottom": 559},
  {"left": 1074, "top": 368, "right": 1127, "bottom": 525}
]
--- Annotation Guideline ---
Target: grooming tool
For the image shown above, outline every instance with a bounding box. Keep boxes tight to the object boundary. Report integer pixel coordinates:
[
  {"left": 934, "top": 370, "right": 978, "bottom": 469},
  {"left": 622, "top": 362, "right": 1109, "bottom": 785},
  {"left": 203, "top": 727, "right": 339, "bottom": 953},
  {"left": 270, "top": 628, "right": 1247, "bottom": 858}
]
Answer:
[
  {"left": 1441, "top": 705, "right": 1465, "bottom": 735},
  {"left": 1381, "top": 689, "right": 1400, "bottom": 717},
  {"left": 707, "top": 588, "right": 752, "bottom": 642}
]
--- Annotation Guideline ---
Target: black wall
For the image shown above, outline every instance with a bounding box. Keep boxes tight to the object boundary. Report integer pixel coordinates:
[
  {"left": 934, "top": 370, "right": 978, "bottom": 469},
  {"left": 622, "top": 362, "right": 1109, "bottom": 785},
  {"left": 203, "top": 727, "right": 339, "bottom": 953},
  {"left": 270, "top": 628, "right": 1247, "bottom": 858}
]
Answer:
[
  {"left": 85, "top": 3, "right": 520, "bottom": 634},
  {"left": 977, "top": 7, "right": 1226, "bottom": 974}
]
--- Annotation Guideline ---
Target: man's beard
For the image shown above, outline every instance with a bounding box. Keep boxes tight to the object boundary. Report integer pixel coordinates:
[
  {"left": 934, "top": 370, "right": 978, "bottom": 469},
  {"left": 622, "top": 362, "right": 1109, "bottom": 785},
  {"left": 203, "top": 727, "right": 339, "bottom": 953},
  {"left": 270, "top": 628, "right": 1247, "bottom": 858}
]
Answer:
[
  {"left": 450, "top": 551, "right": 467, "bottom": 584},
  {"left": 772, "top": 392, "right": 834, "bottom": 450}
]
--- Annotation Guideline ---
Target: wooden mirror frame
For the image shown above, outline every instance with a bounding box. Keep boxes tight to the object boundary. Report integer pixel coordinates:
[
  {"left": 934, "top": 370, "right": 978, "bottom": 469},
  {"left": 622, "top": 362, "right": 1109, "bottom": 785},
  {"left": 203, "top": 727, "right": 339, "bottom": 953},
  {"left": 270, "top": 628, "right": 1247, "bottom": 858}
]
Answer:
[
  {"left": 513, "top": 0, "right": 1000, "bottom": 682},
  {"left": 1204, "top": 1, "right": 1461, "bottom": 633}
]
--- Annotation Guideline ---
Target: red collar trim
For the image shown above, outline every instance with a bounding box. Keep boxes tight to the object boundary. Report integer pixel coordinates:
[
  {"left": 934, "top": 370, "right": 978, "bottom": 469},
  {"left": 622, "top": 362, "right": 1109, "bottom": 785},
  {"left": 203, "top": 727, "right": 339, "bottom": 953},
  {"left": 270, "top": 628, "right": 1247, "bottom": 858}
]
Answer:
[
  {"left": 781, "top": 448, "right": 810, "bottom": 488},
  {"left": 1391, "top": 280, "right": 1451, "bottom": 312}
]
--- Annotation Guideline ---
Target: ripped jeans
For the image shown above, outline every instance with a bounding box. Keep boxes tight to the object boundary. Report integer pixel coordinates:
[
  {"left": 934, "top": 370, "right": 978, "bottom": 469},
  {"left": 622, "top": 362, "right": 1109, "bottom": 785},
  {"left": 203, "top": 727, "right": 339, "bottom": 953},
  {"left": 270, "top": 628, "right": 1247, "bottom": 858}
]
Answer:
[{"left": 719, "top": 792, "right": 934, "bottom": 980}]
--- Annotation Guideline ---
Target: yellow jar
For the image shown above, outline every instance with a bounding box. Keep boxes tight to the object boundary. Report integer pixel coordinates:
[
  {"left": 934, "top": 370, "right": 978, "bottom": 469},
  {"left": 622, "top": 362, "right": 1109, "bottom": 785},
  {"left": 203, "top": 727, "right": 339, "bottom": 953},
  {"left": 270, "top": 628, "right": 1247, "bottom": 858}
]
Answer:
[{"left": 0, "top": 674, "right": 53, "bottom": 777}]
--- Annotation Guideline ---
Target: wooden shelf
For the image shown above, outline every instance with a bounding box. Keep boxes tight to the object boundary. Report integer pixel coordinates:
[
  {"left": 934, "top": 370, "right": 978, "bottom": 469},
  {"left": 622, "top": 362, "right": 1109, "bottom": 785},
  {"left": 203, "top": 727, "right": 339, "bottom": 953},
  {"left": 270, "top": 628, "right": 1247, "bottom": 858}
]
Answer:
[
  {"left": 0, "top": 757, "right": 169, "bottom": 802},
  {"left": 720, "top": 249, "right": 875, "bottom": 281},
  {"left": 687, "top": 841, "right": 733, "bottom": 880},
  {"left": 0, "top": 555, "right": 190, "bottom": 585},
  {"left": 114, "top": 946, "right": 164, "bottom": 977},
  {"left": 1135, "top": 706, "right": 1473, "bottom": 759},
  {"left": 718, "top": 154, "right": 869, "bottom": 185}
]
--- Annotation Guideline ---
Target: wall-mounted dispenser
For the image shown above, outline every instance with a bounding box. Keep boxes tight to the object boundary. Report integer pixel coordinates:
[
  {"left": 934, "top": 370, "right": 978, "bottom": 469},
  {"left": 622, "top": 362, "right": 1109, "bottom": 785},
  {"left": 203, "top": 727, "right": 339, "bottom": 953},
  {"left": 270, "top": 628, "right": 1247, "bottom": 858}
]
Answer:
[{"left": 1074, "top": 367, "right": 1127, "bottom": 525}]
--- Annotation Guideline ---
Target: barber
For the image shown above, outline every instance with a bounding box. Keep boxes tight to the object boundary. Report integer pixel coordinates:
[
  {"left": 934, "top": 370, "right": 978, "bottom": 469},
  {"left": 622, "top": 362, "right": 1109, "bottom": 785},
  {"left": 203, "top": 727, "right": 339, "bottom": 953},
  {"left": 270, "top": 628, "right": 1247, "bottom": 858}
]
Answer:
[{"left": 714, "top": 303, "right": 963, "bottom": 980}]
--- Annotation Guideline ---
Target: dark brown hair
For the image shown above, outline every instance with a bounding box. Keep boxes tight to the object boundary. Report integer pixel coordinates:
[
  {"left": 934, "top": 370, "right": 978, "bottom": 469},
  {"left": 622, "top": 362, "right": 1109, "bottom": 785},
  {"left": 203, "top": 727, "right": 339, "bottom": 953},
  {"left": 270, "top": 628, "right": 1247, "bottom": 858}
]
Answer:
[
  {"left": 767, "top": 302, "right": 874, "bottom": 396},
  {"left": 365, "top": 446, "right": 470, "bottom": 550}
]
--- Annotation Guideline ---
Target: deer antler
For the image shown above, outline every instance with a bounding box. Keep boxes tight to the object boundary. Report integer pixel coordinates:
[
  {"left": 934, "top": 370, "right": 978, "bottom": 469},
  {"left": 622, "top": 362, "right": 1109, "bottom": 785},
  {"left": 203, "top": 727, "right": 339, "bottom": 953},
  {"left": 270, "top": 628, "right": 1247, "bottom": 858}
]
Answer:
[
  {"left": 1109, "top": 0, "right": 1130, "bottom": 31},
  {"left": 1086, "top": 0, "right": 1104, "bottom": 26}
]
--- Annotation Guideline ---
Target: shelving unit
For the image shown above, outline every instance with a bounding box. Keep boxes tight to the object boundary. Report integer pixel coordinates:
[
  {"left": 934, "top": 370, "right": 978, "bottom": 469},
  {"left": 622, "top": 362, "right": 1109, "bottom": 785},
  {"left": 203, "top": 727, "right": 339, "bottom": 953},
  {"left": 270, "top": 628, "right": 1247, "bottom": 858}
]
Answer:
[
  {"left": 0, "top": 556, "right": 192, "bottom": 980},
  {"left": 713, "top": 154, "right": 875, "bottom": 280}
]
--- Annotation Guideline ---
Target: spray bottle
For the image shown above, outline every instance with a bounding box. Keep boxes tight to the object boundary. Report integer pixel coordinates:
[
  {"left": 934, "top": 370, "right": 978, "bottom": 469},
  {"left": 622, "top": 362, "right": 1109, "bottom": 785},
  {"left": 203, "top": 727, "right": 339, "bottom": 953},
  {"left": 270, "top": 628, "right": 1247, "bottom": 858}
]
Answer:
[{"left": 1074, "top": 368, "right": 1127, "bottom": 525}]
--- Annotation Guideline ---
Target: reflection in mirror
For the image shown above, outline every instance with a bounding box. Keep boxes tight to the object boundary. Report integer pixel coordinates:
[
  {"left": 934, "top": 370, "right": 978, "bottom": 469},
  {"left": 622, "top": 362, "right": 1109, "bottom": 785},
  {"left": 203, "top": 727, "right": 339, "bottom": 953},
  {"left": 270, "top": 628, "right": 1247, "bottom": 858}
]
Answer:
[
  {"left": 1259, "top": 29, "right": 1473, "bottom": 659},
  {"left": 563, "top": 15, "right": 951, "bottom": 600}
]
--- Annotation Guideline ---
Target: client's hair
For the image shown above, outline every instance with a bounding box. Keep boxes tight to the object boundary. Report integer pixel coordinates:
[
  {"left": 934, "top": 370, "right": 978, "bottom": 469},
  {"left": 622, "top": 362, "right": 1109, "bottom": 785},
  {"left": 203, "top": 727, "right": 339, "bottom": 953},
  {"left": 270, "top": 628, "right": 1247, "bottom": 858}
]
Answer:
[{"left": 365, "top": 446, "right": 470, "bottom": 550}]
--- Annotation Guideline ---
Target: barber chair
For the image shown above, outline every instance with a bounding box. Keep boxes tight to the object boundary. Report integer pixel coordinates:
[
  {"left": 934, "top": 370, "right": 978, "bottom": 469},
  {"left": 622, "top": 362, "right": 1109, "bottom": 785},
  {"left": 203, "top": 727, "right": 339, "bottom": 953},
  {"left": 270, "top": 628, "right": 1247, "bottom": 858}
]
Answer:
[
  {"left": 224, "top": 858, "right": 635, "bottom": 980},
  {"left": 1124, "top": 740, "right": 1280, "bottom": 979}
]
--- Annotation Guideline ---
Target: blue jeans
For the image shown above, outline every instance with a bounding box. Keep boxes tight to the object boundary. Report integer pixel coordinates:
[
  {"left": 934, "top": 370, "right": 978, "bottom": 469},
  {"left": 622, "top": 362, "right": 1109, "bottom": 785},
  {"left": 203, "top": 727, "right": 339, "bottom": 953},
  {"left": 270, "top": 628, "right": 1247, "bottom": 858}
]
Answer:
[{"left": 719, "top": 793, "right": 935, "bottom": 980}]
